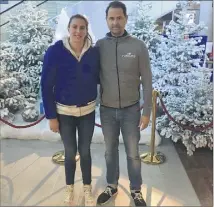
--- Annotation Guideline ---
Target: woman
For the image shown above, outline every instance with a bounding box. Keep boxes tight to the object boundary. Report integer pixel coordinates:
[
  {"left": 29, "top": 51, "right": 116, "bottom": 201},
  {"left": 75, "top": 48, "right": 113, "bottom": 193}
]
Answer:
[{"left": 41, "top": 14, "right": 99, "bottom": 206}]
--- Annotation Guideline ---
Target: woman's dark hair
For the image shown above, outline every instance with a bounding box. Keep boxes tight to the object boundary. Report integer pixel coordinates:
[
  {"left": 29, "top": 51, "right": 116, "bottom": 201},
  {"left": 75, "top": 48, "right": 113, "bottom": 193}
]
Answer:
[
  {"left": 68, "top": 14, "right": 93, "bottom": 44},
  {"left": 105, "top": 1, "right": 127, "bottom": 17}
]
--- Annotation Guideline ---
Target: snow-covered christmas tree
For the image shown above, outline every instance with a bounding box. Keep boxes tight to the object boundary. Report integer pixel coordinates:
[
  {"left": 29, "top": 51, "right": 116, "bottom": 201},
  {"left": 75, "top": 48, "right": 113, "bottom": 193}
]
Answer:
[
  {"left": 0, "top": 67, "right": 26, "bottom": 121},
  {"left": 127, "top": 1, "right": 160, "bottom": 56},
  {"left": 152, "top": 1, "right": 206, "bottom": 93},
  {"left": 0, "top": 1, "right": 54, "bottom": 97},
  {"left": 152, "top": 1, "right": 213, "bottom": 155},
  {"left": 0, "top": 2, "right": 54, "bottom": 121}
]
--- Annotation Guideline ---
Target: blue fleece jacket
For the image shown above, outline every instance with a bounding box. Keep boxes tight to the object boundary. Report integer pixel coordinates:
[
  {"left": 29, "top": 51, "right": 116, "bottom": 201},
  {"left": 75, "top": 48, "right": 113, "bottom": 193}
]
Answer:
[{"left": 41, "top": 40, "right": 100, "bottom": 119}]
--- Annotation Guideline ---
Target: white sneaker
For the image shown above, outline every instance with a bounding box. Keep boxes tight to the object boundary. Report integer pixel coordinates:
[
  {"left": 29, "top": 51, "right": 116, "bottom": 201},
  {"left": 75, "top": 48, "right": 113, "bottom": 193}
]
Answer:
[
  {"left": 84, "top": 185, "right": 94, "bottom": 206},
  {"left": 64, "top": 185, "right": 74, "bottom": 205}
]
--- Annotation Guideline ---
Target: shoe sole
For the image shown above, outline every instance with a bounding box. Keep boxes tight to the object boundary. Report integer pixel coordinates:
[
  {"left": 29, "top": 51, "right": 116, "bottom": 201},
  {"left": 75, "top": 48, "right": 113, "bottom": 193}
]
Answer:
[
  {"left": 97, "top": 191, "right": 118, "bottom": 205},
  {"left": 64, "top": 198, "right": 75, "bottom": 206}
]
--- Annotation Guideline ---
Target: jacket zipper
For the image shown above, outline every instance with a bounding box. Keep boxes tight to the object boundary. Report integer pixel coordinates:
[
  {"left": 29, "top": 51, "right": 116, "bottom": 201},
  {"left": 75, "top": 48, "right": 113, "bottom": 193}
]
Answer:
[{"left": 115, "top": 38, "right": 121, "bottom": 108}]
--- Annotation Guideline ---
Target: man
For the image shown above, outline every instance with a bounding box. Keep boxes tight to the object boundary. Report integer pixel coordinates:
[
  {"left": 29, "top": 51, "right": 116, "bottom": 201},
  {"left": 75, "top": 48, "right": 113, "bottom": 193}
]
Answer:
[{"left": 96, "top": 1, "right": 152, "bottom": 206}]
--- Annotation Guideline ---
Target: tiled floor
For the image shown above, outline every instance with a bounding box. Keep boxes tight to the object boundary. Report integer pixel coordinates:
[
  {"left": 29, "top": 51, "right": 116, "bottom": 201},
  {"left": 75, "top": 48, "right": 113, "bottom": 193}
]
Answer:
[
  {"left": 1, "top": 138, "right": 200, "bottom": 206},
  {"left": 174, "top": 141, "right": 213, "bottom": 207}
]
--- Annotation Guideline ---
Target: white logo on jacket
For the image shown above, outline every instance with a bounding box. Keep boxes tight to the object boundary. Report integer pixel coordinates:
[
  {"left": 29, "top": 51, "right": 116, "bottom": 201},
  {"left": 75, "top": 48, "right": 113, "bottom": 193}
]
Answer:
[{"left": 122, "top": 52, "right": 136, "bottom": 58}]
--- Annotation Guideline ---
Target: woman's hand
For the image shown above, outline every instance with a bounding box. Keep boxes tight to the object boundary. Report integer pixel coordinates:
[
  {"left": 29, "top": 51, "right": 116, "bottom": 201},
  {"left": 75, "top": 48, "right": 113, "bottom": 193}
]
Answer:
[{"left": 49, "top": 119, "right": 59, "bottom": 133}]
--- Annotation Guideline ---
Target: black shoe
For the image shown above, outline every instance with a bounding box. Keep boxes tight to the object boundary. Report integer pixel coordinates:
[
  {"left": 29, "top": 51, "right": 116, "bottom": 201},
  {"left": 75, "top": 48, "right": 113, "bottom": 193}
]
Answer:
[
  {"left": 97, "top": 186, "right": 118, "bottom": 205},
  {"left": 131, "top": 191, "right": 147, "bottom": 206}
]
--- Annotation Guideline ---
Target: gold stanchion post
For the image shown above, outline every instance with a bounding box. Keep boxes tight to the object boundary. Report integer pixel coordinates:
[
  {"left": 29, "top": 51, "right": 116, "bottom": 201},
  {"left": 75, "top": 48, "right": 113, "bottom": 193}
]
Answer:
[
  {"left": 52, "top": 151, "right": 80, "bottom": 165},
  {"left": 140, "top": 90, "right": 166, "bottom": 164}
]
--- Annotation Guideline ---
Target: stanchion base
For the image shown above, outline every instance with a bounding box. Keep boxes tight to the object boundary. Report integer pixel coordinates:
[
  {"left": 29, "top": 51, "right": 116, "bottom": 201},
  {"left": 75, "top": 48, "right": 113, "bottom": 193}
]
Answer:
[
  {"left": 140, "top": 151, "right": 165, "bottom": 164},
  {"left": 52, "top": 150, "right": 80, "bottom": 165}
]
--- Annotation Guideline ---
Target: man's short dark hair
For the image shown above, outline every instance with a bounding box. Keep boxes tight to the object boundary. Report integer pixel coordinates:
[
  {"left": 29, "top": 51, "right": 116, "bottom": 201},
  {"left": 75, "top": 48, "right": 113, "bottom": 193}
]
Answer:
[{"left": 105, "top": 1, "right": 127, "bottom": 17}]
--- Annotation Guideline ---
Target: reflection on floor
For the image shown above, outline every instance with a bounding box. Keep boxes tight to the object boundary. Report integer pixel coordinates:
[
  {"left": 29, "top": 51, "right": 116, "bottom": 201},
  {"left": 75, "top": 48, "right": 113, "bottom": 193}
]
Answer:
[{"left": 1, "top": 139, "right": 201, "bottom": 206}]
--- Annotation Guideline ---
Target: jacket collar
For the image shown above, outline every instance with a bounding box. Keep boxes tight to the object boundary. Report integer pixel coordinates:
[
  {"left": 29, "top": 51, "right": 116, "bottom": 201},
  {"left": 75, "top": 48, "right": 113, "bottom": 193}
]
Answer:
[
  {"left": 106, "top": 30, "right": 128, "bottom": 37},
  {"left": 106, "top": 30, "right": 130, "bottom": 41},
  {"left": 62, "top": 37, "right": 91, "bottom": 61}
]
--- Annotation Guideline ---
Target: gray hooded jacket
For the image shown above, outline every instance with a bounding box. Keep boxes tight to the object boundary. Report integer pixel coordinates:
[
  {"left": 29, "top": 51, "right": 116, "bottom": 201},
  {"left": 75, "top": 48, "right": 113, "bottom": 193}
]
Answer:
[{"left": 96, "top": 31, "right": 152, "bottom": 117}]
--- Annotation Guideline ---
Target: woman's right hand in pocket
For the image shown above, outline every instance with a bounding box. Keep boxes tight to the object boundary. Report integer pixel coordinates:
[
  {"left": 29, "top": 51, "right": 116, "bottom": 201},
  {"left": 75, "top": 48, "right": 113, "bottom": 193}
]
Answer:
[{"left": 49, "top": 119, "right": 59, "bottom": 133}]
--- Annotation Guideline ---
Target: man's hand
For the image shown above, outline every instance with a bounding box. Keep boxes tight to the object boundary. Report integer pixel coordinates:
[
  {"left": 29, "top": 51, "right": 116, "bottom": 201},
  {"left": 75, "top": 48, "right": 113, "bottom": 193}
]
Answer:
[
  {"left": 138, "top": 116, "right": 150, "bottom": 131},
  {"left": 49, "top": 119, "right": 59, "bottom": 133}
]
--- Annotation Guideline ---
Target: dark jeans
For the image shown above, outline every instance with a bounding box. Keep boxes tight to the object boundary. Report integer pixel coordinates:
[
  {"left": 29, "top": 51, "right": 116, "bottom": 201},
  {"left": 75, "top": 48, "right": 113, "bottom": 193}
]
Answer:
[
  {"left": 100, "top": 102, "right": 142, "bottom": 190},
  {"left": 58, "top": 111, "right": 95, "bottom": 185}
]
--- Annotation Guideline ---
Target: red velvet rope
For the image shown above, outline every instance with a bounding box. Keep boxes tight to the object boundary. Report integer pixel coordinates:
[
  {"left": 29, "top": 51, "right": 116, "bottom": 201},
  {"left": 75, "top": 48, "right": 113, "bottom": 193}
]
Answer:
[
  {"left": 0, "top": 115, "right": 46, "bottom": 128},
  {"left": 0, "top": 101, "right": 212, "bottom": 132},
  {"left": 0, "top": 104, "right": 144, "bottom": 129},
  {"left": 95, "top": 123, "right": 102, "bottom": 128},
  {"left": 0, "top": 115, "right": 104, "bottom": 128},
  {"left": 158, "top": 96, "right": 213, "bottom": 132}
]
